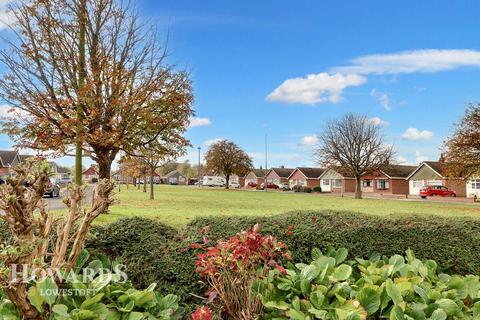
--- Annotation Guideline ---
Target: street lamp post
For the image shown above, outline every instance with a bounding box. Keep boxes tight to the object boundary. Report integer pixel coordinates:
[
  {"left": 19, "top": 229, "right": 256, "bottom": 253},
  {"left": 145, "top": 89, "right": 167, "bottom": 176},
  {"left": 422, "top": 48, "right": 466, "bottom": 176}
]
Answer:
[{"left": 198, "top": 146, "right": 201, "bottom": 187}]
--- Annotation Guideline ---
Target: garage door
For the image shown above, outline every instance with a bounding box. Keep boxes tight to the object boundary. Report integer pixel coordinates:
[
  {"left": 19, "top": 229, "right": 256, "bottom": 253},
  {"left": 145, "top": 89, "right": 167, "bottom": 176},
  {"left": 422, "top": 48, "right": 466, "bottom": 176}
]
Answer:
[{"left": 409, "top": 180, "right": 424, "bottom": 195}]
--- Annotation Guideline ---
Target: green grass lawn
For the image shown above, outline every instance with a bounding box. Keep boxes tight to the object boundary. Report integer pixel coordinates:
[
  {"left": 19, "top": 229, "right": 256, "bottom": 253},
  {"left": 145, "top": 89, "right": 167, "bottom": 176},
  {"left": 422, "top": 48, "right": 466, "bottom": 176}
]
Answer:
[{"left": 95, "top": 184, "right": 480, "bottom": 227}]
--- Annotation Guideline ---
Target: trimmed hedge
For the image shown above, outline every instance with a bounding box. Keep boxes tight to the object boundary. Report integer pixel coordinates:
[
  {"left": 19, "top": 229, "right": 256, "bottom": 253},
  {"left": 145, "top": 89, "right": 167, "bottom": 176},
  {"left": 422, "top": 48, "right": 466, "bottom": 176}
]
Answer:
[
  {"left": 3, "top": 211, "right": 480, "bottom": 311},
  {"left": 85, "top": 217, "right": 202, "bottom": 309},
  {"left": 186, "top": 211, "right": 480, "bottom": 275}
]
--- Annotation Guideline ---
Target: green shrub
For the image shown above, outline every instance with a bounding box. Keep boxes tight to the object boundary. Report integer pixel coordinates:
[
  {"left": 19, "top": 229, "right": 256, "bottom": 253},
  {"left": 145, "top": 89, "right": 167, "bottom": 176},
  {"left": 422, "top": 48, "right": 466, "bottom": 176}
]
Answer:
[
  {"left": 86, "top": 211, "right": 480, "bottom": 315},
  {"left": 0, "top": 220, "right": 12, "bottom": 245},
  {"left": 312, "top": 186, "right": 322, "bottom": 192},
  {"left": 258, "top": 247, "right": 480, "bottom": 319},
  {"left": 0, "top": 251, "right": 184, "bottom": 319},
  {"left": 86, "top": 217, "right": 204, "bottom": 310},
  {"left": 301, "top": 186, "right": 312, "bottom": 193},
  {"left": 186, "top": 211, "right": 480, "bottom": 275}
]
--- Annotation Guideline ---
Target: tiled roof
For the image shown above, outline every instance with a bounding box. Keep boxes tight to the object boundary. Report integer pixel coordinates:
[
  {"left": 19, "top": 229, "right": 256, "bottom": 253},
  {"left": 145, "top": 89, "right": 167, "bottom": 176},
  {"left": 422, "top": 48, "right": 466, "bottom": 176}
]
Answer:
[
  {"left": 0, "top": 150, "right": 18, "bottom": 166},
  {"left": 250, "top": 169, "right": 268, "bottom": 178},
  {"left": 270, "top": 167, "right": 295, "bottom": 178},
  {"left": 295, "top": 167, "right": 326, "bottom": 179},
  {"left": 381, "top": 165, "right": 417, "bottom": 178}
]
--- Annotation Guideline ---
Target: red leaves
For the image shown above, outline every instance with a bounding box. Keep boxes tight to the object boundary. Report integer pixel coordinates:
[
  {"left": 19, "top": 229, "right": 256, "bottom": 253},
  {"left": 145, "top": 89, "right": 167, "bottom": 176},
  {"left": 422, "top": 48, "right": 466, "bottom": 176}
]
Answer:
[
  {"left": 194, "top": 224, "right": 288, "bottom": 277},
  {"left": 191, "top": 306, "right": 213, "bottom": 320}
]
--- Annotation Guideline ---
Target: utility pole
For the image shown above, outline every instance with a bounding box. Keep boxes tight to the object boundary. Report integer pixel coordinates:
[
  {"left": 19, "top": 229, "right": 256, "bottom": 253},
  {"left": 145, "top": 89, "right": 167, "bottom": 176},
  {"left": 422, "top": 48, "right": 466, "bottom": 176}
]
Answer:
[
  {"left": 198, "top": 146, "right": 201, "bottom": 187},
  {"left": 75, "top": 0, "right": 87, "bottom": 186},
  {"left": 264, "top": 133, "right": 268, "bottom": 192}
]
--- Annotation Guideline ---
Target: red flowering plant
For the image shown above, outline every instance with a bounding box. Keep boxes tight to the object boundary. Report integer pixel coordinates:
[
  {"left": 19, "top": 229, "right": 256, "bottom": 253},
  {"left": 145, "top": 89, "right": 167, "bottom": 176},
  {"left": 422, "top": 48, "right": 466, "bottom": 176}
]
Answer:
[
  {"left": 193, "top": 224, "right": 289, "bottom": 320},
  {"left": 191, "top": 306, "right": 213, "bottom": 320}
]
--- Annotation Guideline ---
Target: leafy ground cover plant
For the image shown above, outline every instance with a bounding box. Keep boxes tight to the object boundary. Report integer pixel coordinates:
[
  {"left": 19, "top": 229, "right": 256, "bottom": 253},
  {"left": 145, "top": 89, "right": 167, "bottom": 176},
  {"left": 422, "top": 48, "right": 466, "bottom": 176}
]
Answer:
[
  {"left": 193, "top": 224, "right": 290, "bottom": 320},
  {"left": 257, "top": 247, "right": 480, "bottom": 319},
  {"left": 0, "top": 252, "right": 184, "bottom": 320}
]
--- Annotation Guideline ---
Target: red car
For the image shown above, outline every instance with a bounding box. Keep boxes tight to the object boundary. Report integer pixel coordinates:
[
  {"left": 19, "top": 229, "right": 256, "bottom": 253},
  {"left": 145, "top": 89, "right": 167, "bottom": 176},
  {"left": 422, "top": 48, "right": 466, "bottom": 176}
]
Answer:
[
  {"left": 420, "top": 185, "right": 456, "bottom": 199},
  {"left": 260, "top": 183, "right": 279, "bottom": 190},
  {"left": 247, "top": 181, "right": 257, "bottom": 188}
]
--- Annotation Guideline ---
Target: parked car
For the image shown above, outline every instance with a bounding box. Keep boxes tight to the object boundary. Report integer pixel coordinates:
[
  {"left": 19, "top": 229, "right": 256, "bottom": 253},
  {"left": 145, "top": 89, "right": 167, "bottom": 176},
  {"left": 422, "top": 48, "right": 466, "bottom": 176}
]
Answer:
[
  {"left": 420, "top": 185, "right": 456, "bottom": 199},
  {"left": 44, "top": 178, "right": 61, "bottom": 198},
  {"left": 260, "top": 182, "right": 279, "bottom": 190},
  {"left": 203, "top": 176, "right": 226, "bottom": 187},
  {"left": 247, "top": 181, "right": 257, "bottom": 188},
  {"left": 278, "top": 182, "right": 289, "bottom": 190},
  {"left": 229, "top": 181, "right": 240, "bottom": 188}
]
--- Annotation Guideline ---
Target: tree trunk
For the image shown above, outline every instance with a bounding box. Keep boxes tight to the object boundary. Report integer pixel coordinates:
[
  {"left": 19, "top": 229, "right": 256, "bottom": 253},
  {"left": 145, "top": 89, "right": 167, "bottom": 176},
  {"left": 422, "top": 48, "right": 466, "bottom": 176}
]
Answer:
[
  {"left": 133, "top": 177, "right": 136, "bottom": 187},
  {"left": 225, "top": 174, "right": 230, "bottom": 189},
  {"left": 97, "top": 155, "right": 112, "bottom": 179},
  {"left": 150, "top": 168, "right": 154, "bottom": 200},
  {"left": 355, "top": 177, "right": 362, "bottom": 199},
  {"left": 5, "top": 282, "right": 43, "bottom": 320},
  {"left": 143, "top": 174, "right": 147, "bottom": 192}
]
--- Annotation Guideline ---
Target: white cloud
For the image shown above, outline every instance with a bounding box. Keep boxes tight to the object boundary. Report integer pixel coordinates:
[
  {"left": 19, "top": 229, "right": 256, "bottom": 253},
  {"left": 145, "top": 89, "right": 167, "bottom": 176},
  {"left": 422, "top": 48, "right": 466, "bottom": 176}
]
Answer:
[
  {"left": 395, "top": 156, "right": 409, "bottom": 165},
  {"left": 299, "top": 135, "right": 319, "bottom": 146},
  {"left": 369, "top": 117, "right": 389, "bottom": 127},
  {"left": 189, "top": 117, "right": 211, "bottom": 128},
  {"left": 203, "top": 138, "right": 223, "bottom": 147},
  {"left": 266, "top": 72, "right": 366, "bottom": 105},
  {"left": 370, "top": 89, "right": 391, "bottom": 110},
  {"left": 333, "top": 49, "right": 480, "bottom": 75},
  {"left": 402, "top": 127, "right": 434, "bottom": 141},
  {"left": 414, "top": 150, "right": 430, "bottom": 163}
]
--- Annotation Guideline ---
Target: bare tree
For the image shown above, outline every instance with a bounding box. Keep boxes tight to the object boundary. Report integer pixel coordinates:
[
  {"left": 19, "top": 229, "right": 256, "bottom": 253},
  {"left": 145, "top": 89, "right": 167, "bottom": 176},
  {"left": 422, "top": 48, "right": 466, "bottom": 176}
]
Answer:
[
  {"left": 205, "top": 140, "right": 253, "bottom": 189},
  {"left": 315, "top": 114, "right": 394, "bottom": 199},
  {"left": 0, "top": 0, "right": 193, "bottom": 179}
]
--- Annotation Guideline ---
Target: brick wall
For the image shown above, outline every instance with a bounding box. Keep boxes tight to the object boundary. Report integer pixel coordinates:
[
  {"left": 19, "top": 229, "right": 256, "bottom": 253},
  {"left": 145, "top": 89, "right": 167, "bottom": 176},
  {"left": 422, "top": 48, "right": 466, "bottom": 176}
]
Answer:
[{"left": 444, "top": 179, "right": 467, "bottom": 197}]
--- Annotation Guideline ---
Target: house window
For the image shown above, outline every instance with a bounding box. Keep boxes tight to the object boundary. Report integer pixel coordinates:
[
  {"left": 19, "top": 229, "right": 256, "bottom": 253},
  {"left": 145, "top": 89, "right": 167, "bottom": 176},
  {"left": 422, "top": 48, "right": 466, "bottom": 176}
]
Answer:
[
  {"left": 362, "top": 179, "right": 372, "bottom": 187},
  {"left": 471, "top": 180, "right": 480, "bottom": 189},
  {"left": 376, "top": 179, "right": 389, "bottom": 190},
  {"left": 333, "top": 179, "right": 342, "bottom": 188},
  {"left": 322, "top": 179, "right": 330, "bottom": 186}
]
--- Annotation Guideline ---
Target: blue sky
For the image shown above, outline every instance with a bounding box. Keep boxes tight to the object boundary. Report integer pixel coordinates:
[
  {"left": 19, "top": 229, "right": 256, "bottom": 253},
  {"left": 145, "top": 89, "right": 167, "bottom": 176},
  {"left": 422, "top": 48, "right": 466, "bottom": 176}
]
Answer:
[{"left": 2, "top": 0, "right": 480, "bottom": 169}]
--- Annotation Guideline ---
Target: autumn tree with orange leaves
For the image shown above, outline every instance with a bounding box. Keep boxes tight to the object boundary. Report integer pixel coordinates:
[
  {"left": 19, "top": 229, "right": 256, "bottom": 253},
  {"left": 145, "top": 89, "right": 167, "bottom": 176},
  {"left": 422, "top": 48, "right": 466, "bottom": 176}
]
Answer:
[
  {"left": 0, "top": 0, "right": 194, "bottom": 179},
  {"left": 443, "top": 104, "right": 480, "bottom": 178}
]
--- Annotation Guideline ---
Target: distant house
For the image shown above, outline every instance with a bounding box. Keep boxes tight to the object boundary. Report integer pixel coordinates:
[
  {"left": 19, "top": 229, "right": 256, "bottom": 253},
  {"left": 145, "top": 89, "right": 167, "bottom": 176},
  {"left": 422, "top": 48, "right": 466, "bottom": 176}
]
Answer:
[
  {"left": 318, "top": 167, "right": 356, "bottom": 193},
  {"left": 360, "top": 165, "right": 417, "bottom": 195},
  {"left": 287, "top": 167, "right": 325, "bottom": 188},
  {"left": 0, "top": 150, "right": 21, "bottom": 176},
  {"left": 48, "top": 162, "right": 71, "bottom": 181},
  {"left": 467, "top": 177, "right": 480, "bottom": 198},
  {"left": 163, "top": 170, "right": 187, "bottom": 185},
  {"left": 244, "top": 169, "right": 268, "bottom": 187},
  {"left": 82, "top": 165, "right": 99, "bottom": 182},
  {"left": 265, "top": 167, "right": 295, "bottom": 186},
  {"left": 406, "top": 161, "right": 466, "bottom": 197}
]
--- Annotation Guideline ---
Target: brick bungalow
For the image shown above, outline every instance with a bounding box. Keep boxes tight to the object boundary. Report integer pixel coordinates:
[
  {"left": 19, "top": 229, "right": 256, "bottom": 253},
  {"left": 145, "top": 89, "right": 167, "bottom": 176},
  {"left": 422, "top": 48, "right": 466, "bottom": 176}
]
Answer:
[
  {"left": 467, "top": 177, "right": 480, "bottom": 198},
  {"left": 163, "top": 170, "right": 188, "bottom": 185},
  {"left": 318, "top": 166, "right": 356, "bottom": 193},
  {"left": 48, "top": 162, "right": 71, "bottom": 181},
  {"left": 360, "top": 165, "right": 417, "bottom": 195},
  {"left": 82, "top": 165, "right": 99, "bottom": 182},
  {"left": 0, "top": 150, "right": 21, "bottom": 176},
  {"left": 406, "top": 161, "right": 467, "bottom": 197},
  {"left": 287, "top": 167, "right": 325, "bottom": 188},
  {"left": 264, "top": 167, "right": 295, "bottom": 186},
  {"left": 244, "top": 169, "right": 268, "bottom": 187}
]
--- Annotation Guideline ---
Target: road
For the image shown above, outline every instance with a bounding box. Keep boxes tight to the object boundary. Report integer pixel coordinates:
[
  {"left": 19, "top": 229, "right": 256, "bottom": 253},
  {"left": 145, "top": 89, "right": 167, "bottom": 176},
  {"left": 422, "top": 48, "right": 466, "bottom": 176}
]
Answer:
[{"left": 44, "top": 185, "right": 94, "bottom": 211}]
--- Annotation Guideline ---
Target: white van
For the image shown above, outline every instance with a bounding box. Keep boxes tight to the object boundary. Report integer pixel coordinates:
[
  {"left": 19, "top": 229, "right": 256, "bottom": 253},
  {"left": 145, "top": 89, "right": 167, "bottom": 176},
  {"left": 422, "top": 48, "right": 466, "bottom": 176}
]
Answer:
[{"left": 203, "top": 176, "right": 226, "bottom": 187}]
